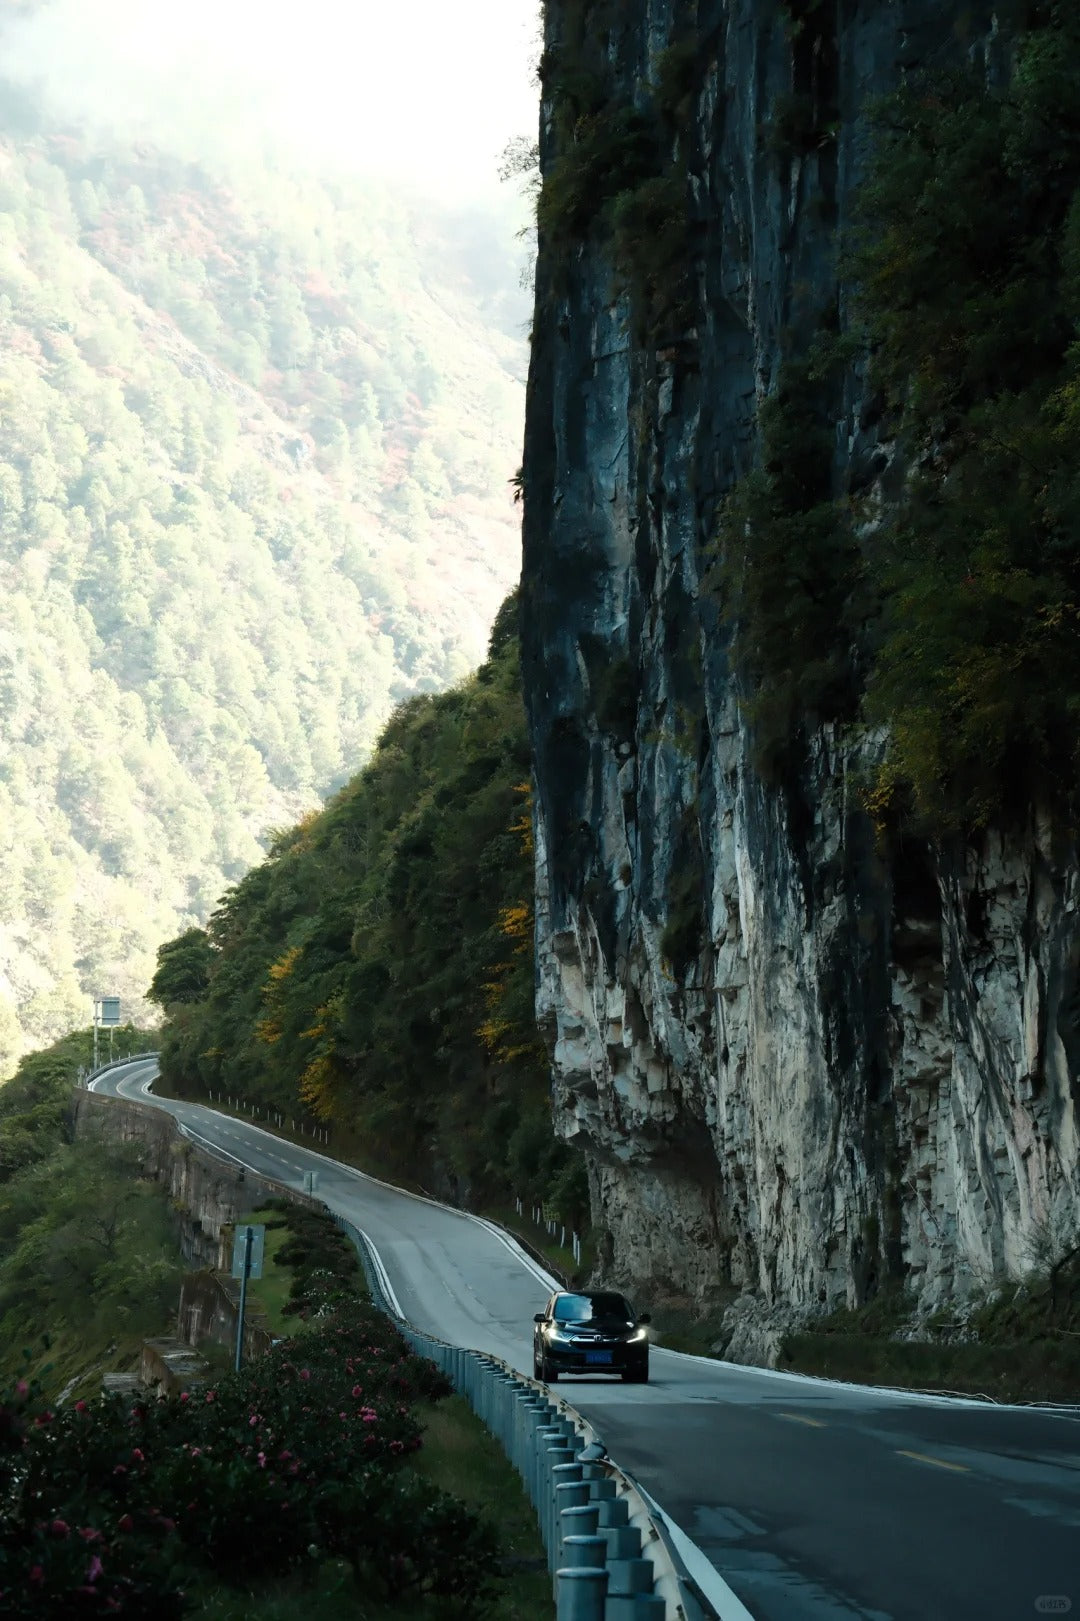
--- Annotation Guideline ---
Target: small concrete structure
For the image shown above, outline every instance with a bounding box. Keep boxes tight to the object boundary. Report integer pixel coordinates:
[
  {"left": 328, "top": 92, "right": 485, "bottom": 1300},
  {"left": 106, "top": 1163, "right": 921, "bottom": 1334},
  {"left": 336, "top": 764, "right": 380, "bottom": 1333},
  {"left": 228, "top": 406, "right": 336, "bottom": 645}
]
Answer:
[
  {"left": 140, "top": 1337, "right": 210, "bottom": 1395},
  {"left": 101, "top": 1372, "right": 140, "bottom": 1400}
]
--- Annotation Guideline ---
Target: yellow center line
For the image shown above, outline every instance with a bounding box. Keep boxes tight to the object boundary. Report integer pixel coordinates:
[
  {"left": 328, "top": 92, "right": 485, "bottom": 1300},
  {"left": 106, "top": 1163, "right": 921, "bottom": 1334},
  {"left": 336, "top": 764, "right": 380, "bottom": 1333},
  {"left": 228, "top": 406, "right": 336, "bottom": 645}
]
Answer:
[
  {"left": 775, "top": 1412, "right": 827, "bottom": 1428},
  {"left": 896, "top": 1449, "right": 970, "bottom": 1473}
]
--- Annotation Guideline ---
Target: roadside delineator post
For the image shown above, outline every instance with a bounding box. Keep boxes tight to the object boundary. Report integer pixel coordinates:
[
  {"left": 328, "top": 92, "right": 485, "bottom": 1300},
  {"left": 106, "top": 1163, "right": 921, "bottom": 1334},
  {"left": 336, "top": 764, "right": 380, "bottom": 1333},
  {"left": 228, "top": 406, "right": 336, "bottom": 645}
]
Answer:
[{"left": 556, "top": 1566, "right": 607, "bottom": 1621}]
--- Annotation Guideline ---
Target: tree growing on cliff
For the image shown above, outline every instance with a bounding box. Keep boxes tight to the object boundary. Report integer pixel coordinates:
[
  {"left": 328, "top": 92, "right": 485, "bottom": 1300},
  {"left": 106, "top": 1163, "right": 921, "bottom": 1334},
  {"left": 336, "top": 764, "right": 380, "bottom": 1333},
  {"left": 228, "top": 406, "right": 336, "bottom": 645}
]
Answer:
[{"left": 147, "top": 929, "right": 215, "bottom": 1009}]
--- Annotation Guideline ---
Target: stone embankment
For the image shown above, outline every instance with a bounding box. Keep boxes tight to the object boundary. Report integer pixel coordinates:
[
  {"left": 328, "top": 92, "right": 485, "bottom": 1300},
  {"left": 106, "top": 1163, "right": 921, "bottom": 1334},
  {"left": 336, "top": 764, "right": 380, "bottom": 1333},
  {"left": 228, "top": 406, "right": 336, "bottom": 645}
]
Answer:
[{"left": 73, "top": 1090, "right": 308, "bottom": 1374}]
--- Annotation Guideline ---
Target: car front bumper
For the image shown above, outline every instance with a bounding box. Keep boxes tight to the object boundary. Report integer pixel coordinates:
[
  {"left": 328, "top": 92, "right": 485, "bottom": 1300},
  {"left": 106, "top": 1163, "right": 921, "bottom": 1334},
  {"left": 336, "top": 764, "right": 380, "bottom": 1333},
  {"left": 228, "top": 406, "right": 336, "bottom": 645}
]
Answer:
[{"left": 541, "top": 1341, "right": 648, "bottom": 1375}]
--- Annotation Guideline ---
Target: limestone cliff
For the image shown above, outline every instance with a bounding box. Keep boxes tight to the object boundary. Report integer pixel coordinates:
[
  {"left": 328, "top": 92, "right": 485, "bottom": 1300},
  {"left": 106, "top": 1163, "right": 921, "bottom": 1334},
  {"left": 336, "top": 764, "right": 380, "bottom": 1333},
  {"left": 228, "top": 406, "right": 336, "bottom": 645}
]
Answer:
[{"left": 521, "top": 0, "right": 1080, "bottom": 1357}]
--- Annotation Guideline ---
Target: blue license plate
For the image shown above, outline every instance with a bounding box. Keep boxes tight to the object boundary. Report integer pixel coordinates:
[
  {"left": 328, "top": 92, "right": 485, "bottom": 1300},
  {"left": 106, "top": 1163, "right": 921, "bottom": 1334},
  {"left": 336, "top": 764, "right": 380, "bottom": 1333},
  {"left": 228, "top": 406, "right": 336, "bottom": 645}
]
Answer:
[{"left": 585, "top": 1351, "right": 613, "bottom": 1365}]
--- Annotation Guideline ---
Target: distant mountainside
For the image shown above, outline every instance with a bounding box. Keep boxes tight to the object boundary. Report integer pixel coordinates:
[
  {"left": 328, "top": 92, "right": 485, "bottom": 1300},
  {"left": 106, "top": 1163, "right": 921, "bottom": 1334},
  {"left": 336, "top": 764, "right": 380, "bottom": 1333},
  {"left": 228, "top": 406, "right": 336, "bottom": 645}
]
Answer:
[{"left": 0, "top": 82, "right": 527, "bottom": 1071}]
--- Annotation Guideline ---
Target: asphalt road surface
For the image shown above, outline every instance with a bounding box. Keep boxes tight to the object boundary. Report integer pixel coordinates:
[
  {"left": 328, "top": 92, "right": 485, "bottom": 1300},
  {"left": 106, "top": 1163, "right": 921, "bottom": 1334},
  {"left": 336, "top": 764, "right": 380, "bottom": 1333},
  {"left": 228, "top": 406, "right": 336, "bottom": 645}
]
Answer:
[{"left": 91, "top": 1059, "right": 1080, "bottom": 1621}]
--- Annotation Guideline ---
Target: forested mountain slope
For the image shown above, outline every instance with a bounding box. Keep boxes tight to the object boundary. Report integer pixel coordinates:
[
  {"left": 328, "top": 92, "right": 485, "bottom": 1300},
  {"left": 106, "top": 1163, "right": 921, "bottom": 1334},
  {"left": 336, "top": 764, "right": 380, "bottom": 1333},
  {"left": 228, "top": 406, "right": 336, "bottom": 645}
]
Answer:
[
  {"left": 154, "top": 597, "right": 586, "bottom": 1224},
  {"left": 0, "top": 83, "right": 526, "bottom": 1071}
]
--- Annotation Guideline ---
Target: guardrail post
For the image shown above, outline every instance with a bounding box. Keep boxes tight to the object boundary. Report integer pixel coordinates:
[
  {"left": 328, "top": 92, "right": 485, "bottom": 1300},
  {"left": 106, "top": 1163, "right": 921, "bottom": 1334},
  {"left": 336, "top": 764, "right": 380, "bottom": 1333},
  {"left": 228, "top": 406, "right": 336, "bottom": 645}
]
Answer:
[
  {"left": 560, "top": 1532, "right": 607, "bottom": 1577},
  {"left": 556, "top": 1567, "right": 608, "bottom": 1621},
  {"left": 515, "top": 1395, "right": 545, "bottom": 1478},
  {"left": 596, "top": 1499, "right": 629, "bottom": 1532},
  {"left": 532, "top": 1427, "right": 564, "bottom": 1512},
  {"left": 601, "top": 1524, "right": 643, "bottom": 1562},
  {"left": 541, "top": 1439, "right": 574, "bottom": 1546},
  {"left": 559, "top": 1500, "right": 600, "bottom": 1562},
  {"left": 550, "top": 1463, "right": 586, "bottom": 1565},
  {"left": 606, "top": 1558, "right": 656, "bottom": 1600},
  {"left": 495, "top": 1376, "right": 517, "bottom": 1449},
  {"left": 605, "top": 1596, "right": 667, "bottom": 1619}
]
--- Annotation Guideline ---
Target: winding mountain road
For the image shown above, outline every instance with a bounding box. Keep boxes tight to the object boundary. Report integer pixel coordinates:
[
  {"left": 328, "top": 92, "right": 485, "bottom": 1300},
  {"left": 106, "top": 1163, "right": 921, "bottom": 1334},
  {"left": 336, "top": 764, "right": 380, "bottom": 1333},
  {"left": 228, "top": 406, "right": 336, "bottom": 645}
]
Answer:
[{"left": 91, "top": 1059, "right": 1080, "bottom": 1621}]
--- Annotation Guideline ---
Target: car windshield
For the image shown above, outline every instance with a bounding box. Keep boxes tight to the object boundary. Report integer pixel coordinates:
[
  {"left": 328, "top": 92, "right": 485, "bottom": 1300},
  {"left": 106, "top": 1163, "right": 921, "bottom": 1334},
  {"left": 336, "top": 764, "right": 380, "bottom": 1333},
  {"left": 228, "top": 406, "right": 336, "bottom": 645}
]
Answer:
[{"left": 553, "top": 1293, "right": 633, "bottom": 1323}]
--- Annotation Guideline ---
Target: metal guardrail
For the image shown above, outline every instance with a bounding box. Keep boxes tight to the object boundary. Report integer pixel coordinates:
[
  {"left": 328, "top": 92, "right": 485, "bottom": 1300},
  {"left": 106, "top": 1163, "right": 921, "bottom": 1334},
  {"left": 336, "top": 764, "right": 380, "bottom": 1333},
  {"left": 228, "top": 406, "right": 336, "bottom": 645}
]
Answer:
[
  {"left": 79, "top": 1052, "right": 161, "bottom": 1087},
  {"left": 335, "top": 1213, "right": 717, "bottom": 1621}
]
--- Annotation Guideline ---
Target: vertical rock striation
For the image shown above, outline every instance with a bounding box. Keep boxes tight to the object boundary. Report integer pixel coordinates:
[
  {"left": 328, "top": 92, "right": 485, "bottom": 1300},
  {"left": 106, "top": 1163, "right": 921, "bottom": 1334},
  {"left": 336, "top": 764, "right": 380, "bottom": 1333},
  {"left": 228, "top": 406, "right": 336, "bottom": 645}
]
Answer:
[{"left": 521, "top": 0, "right": 1080, "bottom": 1356}]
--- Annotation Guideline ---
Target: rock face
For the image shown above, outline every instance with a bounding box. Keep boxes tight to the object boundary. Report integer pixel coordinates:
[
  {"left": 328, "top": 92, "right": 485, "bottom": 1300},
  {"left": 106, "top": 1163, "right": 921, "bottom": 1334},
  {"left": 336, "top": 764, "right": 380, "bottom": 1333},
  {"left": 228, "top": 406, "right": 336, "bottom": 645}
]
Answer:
[{"left": 520, "top": 0, "right": 1080, "bottom": 1356}]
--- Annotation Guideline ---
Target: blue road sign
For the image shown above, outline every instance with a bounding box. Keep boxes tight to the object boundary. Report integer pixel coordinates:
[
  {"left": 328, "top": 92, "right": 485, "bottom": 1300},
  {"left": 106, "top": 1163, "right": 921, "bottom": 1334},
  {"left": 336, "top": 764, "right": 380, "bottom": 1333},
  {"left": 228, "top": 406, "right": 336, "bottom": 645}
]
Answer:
[{"left": 231, "top": 1224, "right": 265, "bottom": 1280}]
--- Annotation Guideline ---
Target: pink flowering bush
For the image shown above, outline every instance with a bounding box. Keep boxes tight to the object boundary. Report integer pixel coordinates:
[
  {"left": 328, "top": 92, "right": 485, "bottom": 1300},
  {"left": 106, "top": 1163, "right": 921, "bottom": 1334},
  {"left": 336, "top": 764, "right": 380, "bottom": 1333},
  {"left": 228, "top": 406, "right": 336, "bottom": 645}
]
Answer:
[{"left": 0, "top": 1300, "right": 491, "bottom": 1616}]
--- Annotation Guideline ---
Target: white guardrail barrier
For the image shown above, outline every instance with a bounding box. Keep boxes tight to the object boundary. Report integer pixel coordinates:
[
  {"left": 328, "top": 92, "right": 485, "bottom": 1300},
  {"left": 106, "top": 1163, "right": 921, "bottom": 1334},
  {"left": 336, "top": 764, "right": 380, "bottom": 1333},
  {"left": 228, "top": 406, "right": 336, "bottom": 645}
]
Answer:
[
  {"left": 80, "top": 1052, "right": 161, "bottom": 1088},
  {"left": 335, "top": 1214, "right": 720, "bottom": 1621}
]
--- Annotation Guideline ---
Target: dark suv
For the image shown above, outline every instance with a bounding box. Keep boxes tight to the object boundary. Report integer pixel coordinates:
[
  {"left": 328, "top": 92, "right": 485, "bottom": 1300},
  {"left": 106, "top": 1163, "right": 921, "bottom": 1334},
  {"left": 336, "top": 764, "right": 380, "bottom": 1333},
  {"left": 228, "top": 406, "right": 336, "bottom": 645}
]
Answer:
[{"left": 533, "top": 1290, "right": 650, "bottom": 1383}]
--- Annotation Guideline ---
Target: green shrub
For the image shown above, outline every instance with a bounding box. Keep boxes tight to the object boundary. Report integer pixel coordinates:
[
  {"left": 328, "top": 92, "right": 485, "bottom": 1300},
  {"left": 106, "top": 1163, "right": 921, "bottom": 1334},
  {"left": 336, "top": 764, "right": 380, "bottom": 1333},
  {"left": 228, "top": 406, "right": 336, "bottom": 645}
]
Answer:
[
  {"left": 0, "top": 1300, "right": 463, "bottom": 1615},
  {"left": 536, "top": 103, "right": 660, "bottom": 247},
  {"left": 850, "top": 8, "right": 1080, "bottom": 829},
  {"left": 592, "top": 652, "right": 638, "bottom": 739},
  {"left": 711, "top": 349, "right": 859, "bottom": 778},
  {"left": 652, "top": 35, "right": 702, "bottom": 123},
  {"left": 537, "top": 22, "right": 699, "bottom": 343},
  {"left": 609, "top": 173, "right": 694, "bottom": 338},
  {"left": 660, "top": 807, "right": 706, "bottom": 974}
]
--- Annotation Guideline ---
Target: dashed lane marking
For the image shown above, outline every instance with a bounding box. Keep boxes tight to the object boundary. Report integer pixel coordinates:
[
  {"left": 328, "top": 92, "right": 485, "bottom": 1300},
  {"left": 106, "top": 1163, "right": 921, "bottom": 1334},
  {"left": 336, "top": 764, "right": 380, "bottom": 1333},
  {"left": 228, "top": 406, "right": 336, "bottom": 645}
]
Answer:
[
  {"left": 776, "top": 1412, "right": 827, "bottom": 1428},
  {"left": 896, "top": 1449, "right": 970, "bottom": 1473}
]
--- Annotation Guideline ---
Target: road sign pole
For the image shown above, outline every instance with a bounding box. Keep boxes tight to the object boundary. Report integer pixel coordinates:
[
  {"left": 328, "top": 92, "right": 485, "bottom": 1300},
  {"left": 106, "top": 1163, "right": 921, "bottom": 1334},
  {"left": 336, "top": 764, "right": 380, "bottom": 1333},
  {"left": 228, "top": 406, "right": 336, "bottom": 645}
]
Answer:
[
  {"left": 93, "top": 1002, "right": 99, "bottom": 1071},
  {"left": 235, "top": 1224, "right": 253, "bottom": 1374}
]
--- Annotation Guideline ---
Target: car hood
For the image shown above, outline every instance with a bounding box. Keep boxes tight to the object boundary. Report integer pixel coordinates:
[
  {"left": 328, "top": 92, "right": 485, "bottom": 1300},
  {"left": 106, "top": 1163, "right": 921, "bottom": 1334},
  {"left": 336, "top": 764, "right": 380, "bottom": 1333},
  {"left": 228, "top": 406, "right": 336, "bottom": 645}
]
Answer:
[{"left": 555, "top": 1321, "right": 635, "bottom": 1335}]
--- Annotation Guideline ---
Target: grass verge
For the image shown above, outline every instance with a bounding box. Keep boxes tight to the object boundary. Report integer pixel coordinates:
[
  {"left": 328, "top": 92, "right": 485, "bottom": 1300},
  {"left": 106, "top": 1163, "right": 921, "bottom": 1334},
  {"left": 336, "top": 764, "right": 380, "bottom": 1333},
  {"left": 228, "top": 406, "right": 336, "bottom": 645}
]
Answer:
[{"left": 411, "top": 1395, "right": 551, "bottom": 1620}]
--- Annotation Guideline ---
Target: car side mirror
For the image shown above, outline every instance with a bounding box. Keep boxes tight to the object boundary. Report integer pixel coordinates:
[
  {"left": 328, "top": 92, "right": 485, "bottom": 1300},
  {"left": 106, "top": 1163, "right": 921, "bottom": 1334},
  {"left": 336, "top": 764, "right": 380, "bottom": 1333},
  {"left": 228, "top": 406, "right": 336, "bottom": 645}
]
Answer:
[
  {"left": 637, "top": 1313, "right": 651, "bottom": 1325},
  {"left": 534, "top": 1313, "right": 545, "bottom": 1324}
]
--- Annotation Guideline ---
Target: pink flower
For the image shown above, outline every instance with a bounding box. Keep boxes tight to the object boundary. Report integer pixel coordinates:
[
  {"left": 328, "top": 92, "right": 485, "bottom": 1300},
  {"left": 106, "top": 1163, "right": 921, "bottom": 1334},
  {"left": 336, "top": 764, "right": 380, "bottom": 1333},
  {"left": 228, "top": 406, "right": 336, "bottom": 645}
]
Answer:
[
  {"left": 51, "top": 1518, "right": 69, "bottom": 1537},
  {"left": 248, "top": 1415, "right": 258, "bottom": 1427},
  {"left": 299, "top": 1369, "right": 311, "bottom": 1381},
  {"left": 78, "top": 1527, "right": 102, "bottom": 1543},
  {"left": 131, "top": 1448, "right": 144, "bottom": 1463},
  {"left": 87, "top": 1555, "right": 104, "bottom": 1582},
  {"left": 74, "top": 1400, "right": 88, "bottom": 1413},
  {"left": 112, "top": 1465, "right": 127, "bottom": 1476},
  {"left": 117, "top": 1515, "right": 133, "bottom": 1533},
  {"left": 205, "top": 1391, "right": 216, "bottom": 1403},
  {"left": 179, "top": 1392, "right": 190, "bottom": 1403},
  {"left": 257, "top": 1452, "right": 266, "bottom": 1468},
  {"left": 16, "top": 1380, "right": 28, "bottom": 1397},
  {"left": 351, "top": 1384, "right": 362, "bottom": 1397}
]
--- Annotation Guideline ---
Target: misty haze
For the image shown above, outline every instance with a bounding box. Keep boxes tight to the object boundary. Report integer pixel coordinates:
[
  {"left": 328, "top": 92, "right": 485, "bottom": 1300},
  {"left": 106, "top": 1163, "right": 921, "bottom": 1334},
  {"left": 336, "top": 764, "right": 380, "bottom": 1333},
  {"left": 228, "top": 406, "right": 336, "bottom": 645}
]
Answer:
[{"left": 0, "top": 0, "right": 539, "bottom": 1067}]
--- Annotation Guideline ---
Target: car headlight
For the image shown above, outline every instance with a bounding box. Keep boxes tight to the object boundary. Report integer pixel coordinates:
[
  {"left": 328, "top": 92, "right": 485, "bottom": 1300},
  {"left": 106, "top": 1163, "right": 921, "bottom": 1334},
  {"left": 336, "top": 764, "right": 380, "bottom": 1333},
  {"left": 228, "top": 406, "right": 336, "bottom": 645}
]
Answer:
[
  {"left": 546, "top": 1326, "right": 572, "bottom": 1343},
  {"left": 629, "top": 1327, "right": 649, "bottom": 1342}
]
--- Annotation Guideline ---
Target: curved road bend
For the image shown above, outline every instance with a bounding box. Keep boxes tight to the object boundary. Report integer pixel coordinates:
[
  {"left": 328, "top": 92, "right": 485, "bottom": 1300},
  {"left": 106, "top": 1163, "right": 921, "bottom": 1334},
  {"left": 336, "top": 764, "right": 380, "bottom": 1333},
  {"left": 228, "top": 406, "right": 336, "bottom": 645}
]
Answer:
[{"left": 92, "top": 1060, "right": 1080, "bottom": 1621}]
